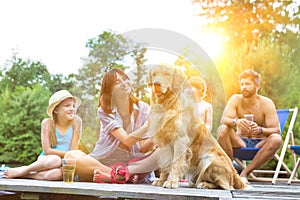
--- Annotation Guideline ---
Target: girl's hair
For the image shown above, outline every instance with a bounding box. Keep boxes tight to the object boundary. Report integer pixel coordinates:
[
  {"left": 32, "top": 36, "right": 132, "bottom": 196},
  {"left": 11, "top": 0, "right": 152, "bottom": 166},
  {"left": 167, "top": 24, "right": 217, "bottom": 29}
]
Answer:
[
  {"left": 188, "top": 76, "right": 207, "bottom": 99},
  {"left": 239, "top": 69, "right": 261, "bottom": 85},
  {"left": 48, "top": 105, "right": 80, "bottom": 147},
  {"left": 98, "top": 68, "right": 139, "bottom": 114}
]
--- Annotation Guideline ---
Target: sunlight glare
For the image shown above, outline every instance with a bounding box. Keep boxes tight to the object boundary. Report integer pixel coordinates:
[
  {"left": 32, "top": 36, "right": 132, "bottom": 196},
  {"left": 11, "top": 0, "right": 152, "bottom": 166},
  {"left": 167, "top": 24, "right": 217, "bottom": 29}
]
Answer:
[{"left": 196, "top": 31, "right": 223, "bottom": 59}]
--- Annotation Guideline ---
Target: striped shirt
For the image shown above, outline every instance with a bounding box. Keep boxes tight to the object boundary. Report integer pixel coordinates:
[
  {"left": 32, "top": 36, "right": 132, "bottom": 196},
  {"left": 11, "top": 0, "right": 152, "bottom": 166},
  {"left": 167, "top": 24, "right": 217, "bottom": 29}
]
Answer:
[{"left": 89, "top": 101, "right": 149, "bottom": 160}]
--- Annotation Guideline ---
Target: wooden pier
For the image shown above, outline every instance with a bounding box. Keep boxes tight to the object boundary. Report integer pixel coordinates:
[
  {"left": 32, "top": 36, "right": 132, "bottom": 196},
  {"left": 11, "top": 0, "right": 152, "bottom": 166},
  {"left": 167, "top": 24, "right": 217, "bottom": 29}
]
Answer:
[{"left": 0, "top": 179, "right": 300, "bottom": 199}]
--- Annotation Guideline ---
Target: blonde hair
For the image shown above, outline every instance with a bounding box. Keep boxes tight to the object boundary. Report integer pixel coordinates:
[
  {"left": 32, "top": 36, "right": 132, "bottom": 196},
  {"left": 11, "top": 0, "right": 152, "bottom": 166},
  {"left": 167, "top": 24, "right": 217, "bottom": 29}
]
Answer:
[{"left": 188, "top": 76, "right": 207, "bottom": 99}]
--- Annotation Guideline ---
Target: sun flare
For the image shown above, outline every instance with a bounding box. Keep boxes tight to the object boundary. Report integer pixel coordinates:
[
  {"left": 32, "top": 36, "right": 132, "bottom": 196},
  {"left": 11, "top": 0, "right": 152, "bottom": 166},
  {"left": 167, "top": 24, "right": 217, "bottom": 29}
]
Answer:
[{"left": 196, "top": 31, "right": 224, "bottom": 59}]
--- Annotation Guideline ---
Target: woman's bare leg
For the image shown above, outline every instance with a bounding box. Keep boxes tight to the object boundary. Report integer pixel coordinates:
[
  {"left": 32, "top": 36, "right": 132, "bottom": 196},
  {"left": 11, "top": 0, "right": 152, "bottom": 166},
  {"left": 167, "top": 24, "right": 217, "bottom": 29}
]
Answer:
[
  {"left": 127, "top": 148, "right": 160, "bottom": 174},
  {"left": 64, "top": 150, "right": 111, "bottom": 182}
]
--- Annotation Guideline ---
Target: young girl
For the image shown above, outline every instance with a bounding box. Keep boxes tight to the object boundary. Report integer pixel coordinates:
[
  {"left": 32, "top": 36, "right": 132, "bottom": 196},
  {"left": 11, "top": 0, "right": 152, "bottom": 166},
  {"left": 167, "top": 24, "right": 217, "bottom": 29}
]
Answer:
[
  {"left": 3, "top": 90, "right": 82, "bottom": 180},
  {"left": 188, "top": 76, "right": 213, "bottom": 131},
  {"left": 65, "top": 68, "right": 155, "bottom": 183}
]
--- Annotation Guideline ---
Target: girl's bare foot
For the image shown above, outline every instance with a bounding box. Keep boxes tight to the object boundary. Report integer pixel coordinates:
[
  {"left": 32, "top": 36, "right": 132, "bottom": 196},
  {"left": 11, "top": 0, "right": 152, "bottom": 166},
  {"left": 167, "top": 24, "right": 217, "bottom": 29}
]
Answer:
[{"left": 2, "top": 166, "right": 28, "bottom": 179}]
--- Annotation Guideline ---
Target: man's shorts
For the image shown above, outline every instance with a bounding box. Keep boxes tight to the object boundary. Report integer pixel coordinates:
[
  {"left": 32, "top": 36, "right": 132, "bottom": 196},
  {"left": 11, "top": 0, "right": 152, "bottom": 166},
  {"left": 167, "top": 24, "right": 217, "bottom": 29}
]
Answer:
[{"left": 241, "top": 137, "right": 263, "bottom": 148}]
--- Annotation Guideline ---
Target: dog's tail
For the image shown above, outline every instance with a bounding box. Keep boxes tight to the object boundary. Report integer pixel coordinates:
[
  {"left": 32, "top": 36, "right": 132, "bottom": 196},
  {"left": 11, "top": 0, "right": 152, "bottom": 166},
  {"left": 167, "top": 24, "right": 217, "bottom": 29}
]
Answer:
[{"left": 233, "top": 173, "right": 247, "bottom": 190}]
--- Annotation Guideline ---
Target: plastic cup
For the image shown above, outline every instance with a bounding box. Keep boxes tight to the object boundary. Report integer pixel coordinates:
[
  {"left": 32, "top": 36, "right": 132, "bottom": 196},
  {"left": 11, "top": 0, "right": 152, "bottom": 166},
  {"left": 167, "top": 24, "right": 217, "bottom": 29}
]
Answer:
[
  {"left": 244, "top": 114, "right": 254, "bottom": 122},
  {"left": 62, "top": 159, "right": 76, "bottom": 183}
]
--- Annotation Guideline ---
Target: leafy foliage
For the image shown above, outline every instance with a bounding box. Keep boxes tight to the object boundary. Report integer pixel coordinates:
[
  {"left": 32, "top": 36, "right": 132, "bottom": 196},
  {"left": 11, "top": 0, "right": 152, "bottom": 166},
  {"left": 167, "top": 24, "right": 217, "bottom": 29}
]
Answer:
[
  {"left": 0, "top": 55, "right": 50, "bottom": 92},
  {"left": 193, "top": 0, "right": 300, "bottom": 47},
  {"left": 0, "top": 85, "right": 50, "bottom": 165},
  {"left": 0, "top": 53, "right": 75, "bottom": 94}
]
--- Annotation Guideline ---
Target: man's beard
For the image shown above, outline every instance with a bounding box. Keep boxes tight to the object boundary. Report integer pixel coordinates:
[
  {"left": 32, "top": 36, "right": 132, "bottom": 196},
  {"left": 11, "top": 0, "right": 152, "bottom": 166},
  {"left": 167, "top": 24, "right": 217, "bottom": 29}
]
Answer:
[{"left": 241, "top": 89, "right": 255, "bottom": 98}]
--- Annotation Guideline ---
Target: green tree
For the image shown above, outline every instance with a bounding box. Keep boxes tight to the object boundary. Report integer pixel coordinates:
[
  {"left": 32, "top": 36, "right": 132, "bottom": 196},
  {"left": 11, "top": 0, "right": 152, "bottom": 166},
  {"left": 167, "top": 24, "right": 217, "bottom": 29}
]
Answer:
[
  {"left": 0, "top": 55, "right": 50, "bottom": 93},
  {"left": 75, "top": 30, "right": 147, "bottom": 152},
  {"left": 47, "top": 73, "right": 77, "bottom": 94},
  {"left": 76, "top": 30, "right": 147, "bottom": 97},
  {"left": 0, "top": 85, "right": 50, "bottom": 165},
  {"left": 0, "top": 53, "right": 75, "bottom": 94},
  {"left": 193, "top": 0, "right": 300, "bottom": 47}
]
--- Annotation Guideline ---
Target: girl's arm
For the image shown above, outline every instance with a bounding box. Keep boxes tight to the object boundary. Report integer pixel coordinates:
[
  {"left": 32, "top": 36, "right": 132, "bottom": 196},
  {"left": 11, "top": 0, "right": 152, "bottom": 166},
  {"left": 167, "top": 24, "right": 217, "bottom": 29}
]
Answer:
[
  {"left": 69, "top": 115, "right": 82, "bottom": 150},
  {"left": 41, "top": 119, "right": 66, "bottom": 157}
]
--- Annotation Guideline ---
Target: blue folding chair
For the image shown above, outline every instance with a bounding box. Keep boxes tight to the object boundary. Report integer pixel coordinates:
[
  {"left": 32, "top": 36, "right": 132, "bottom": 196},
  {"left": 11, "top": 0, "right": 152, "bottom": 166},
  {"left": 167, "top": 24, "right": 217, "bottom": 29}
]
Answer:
[
  {"left": 288, "top": 141, "right": 300, "bottom": 184},
  {"left": 233, "top": 107, "right": 298, "bottom": 184}
]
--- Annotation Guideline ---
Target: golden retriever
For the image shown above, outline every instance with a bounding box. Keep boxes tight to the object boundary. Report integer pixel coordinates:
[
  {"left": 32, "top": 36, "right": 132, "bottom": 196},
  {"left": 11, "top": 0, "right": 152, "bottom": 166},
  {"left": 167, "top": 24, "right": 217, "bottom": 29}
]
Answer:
[{"left": 146, "top": 64, "right": 246, "bottom": 190}]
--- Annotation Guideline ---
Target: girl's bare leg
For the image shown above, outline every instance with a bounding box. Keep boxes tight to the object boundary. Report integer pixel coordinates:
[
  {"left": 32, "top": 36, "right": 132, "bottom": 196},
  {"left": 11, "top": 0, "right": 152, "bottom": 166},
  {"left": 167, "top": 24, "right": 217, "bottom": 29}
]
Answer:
[
  {"left": 23, "top": 168, "right": 62, "bottom": 180},
  {"left": 3, "top": 155, "right": 61, "bottom": 179}
]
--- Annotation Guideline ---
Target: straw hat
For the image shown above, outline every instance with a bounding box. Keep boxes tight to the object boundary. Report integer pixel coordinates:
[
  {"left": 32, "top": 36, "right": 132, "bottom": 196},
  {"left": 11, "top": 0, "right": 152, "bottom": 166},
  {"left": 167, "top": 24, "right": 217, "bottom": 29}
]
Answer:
[{"left": 47, "top": 90, "right": 81, "bottom": 117}]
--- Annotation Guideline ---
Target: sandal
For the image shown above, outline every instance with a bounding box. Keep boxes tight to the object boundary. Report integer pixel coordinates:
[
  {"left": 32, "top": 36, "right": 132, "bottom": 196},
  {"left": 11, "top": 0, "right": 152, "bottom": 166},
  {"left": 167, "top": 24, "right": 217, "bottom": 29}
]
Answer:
[
  {"left": 110, "top": 162, "right": 130, "bottom": 184},
  {"left": 94, "top": 162, "right": 130, "bottom": 184}
]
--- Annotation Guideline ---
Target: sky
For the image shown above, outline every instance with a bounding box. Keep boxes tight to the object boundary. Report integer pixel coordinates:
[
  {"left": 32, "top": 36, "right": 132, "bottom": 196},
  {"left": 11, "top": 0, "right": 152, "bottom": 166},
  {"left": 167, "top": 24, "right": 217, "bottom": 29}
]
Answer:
[{"left": 0, "top": 0, "right": 210, "bottom": 76}]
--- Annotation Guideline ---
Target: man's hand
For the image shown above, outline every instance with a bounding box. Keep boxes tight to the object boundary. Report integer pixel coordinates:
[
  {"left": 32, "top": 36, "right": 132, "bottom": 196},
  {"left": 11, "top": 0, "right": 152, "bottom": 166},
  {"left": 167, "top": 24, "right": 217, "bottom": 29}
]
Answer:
[
  {"left": 249, "top": 122, "right": 263, "bottom": 138},
  {"left": 237, "top": 119, "right": 252, "bottom": 138}
]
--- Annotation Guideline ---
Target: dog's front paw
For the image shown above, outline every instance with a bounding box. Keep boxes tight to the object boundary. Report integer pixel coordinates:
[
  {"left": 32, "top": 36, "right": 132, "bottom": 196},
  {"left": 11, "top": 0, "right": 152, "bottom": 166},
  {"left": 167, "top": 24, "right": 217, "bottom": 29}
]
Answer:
[
  {"left": 152, "top": 179, "right": 164, "bottom": 186},
  {"left": 163, "top": 180, "right": 179, "bottom": 189}
]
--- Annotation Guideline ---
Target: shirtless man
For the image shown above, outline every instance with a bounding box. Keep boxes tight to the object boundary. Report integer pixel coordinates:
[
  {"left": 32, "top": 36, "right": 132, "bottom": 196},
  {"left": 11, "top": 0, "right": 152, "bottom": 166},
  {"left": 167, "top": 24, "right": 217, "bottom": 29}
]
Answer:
[
  {"left": 217, "top": 69, "right": 281, "bottom": 184},
  {"left": 188, "top": 76, "right": 213, "bottom": 131}
]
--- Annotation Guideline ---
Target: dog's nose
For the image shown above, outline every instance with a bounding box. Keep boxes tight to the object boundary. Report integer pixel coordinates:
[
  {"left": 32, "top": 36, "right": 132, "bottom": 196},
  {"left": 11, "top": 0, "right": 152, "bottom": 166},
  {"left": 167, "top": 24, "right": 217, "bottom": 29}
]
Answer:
[
  {"left": 148, "top": 82, "right": 161, "bottom": 88},
  {"left": 153, "top": 81, "right": 161, "bottom": 87},
  {"left": 153, "top": 82, "right": 162, "bottom": 92}
]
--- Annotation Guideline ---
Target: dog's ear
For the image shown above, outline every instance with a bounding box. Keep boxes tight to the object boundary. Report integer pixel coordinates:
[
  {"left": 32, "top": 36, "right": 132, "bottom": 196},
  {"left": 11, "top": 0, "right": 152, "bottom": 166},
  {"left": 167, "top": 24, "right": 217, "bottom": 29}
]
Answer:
[{"left": 172, "top": 67, "right": 187, "bottom": 92}]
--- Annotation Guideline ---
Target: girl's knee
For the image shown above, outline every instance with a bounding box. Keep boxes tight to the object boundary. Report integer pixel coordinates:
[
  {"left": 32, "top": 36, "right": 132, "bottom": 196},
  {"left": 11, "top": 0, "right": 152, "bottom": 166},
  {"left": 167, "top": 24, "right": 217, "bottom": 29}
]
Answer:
[
  {"left": 45, "top": 168, "right": 62, "bottom": 181},
  {"left": 64, "top": 150, "right": 82, "bottom": 159},
  {"left": 45, "top": 155, "right": 62, "bottom": 168}
]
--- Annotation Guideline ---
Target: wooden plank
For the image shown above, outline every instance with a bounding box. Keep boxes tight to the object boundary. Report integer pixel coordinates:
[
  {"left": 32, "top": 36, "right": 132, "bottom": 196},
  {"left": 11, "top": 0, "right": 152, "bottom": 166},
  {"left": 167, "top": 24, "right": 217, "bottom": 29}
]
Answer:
[
  {"left": 1, "top": 179, "right": 300, "bottom": 199},
  {"left": 232, "top": 183, "right": 300, "bottom": 199},
  {"left": 0, "top": 179, "right": 232, "bottom": 200}
]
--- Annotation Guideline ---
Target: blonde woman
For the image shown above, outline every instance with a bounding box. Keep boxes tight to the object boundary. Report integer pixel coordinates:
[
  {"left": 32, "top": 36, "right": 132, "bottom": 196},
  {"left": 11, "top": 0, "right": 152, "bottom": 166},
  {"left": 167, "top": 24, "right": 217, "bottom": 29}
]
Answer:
[{"left": 3, "top": 90, "right": 82, "bottom": 180}]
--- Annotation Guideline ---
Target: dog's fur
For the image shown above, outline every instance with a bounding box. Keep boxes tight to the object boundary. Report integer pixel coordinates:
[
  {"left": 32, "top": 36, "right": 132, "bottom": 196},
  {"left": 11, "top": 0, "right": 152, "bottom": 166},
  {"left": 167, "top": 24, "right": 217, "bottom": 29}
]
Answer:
[{"left": 146, "top": 64, "right": 246, "bottom": 190}]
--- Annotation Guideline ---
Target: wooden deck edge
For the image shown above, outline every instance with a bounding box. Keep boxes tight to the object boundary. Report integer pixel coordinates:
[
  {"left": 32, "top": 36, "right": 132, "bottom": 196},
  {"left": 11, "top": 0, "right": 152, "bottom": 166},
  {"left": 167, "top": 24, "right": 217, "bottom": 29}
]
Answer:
[{"left": 0, "top": 179, "right": 232, "bottom": 200}]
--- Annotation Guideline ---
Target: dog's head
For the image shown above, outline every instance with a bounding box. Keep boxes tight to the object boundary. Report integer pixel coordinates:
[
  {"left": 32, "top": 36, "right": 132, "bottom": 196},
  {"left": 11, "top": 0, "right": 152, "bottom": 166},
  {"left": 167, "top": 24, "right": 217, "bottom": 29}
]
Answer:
[{"left": 147, "top": 63, "right": 187, "bottom": 100}]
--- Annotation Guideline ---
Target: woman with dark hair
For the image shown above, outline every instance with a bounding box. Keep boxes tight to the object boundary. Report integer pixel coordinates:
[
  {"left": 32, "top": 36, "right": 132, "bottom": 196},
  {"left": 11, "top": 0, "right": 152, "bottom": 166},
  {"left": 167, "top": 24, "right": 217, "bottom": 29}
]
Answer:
[{"left": 65, "top": 68, "right": 155, "bottom": 183}]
